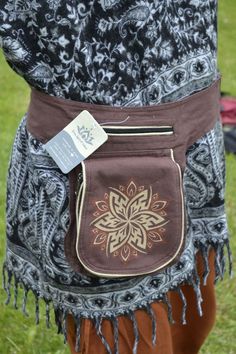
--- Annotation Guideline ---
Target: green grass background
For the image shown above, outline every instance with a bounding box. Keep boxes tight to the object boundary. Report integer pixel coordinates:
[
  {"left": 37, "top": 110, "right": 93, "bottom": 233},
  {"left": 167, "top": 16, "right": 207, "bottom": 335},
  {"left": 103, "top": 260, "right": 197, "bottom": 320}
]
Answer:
[{"left": 0, "top": 1, "right": 236, "bottom": 353}]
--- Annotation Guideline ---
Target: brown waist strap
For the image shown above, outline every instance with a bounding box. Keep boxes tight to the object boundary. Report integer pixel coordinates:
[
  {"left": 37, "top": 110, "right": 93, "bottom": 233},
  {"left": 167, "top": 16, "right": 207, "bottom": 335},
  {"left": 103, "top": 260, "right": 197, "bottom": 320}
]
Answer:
[{"left": 27, "top": 79, "right": 220, "bottom": 152}]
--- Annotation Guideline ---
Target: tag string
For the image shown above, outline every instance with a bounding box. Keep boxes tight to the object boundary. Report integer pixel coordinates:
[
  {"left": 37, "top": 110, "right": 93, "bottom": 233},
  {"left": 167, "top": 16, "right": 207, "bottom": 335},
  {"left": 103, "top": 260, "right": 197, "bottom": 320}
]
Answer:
[{"left": 100, "top": 115, "right": 131, "bottom": 126}]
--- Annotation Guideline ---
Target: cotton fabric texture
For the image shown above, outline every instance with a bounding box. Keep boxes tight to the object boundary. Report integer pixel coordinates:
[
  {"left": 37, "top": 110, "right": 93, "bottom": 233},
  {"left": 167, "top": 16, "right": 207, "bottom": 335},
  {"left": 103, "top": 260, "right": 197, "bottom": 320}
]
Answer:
[{"left": 0, "top": 1, "right": 232, "bottom": 353}]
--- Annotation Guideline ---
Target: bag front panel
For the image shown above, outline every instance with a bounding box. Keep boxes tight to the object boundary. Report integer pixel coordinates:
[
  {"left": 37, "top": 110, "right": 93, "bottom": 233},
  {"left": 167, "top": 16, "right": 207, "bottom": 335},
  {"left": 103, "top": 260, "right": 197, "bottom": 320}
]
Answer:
[{"left": 76, "top": 137, "right": 185, "bottom": 277}]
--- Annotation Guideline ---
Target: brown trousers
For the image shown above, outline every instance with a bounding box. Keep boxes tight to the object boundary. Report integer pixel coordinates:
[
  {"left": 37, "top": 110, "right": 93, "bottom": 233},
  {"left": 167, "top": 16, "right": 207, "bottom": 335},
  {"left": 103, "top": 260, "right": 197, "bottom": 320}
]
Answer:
[{"left": 66, "top": 250, "right": 216, "bottom": 354}]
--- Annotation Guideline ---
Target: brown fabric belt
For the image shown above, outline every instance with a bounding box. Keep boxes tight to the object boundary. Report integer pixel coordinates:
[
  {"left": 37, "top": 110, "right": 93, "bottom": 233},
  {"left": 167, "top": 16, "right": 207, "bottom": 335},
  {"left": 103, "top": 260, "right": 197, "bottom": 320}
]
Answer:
[
  {"left": 27, "top": 80, "right": 220, "bottom": 146},
  {"left": 27, "top": 80, "right": 220, "bottom": 172},
  {"left": 26, "top": 79, "right": 221, "bottom": 274}
]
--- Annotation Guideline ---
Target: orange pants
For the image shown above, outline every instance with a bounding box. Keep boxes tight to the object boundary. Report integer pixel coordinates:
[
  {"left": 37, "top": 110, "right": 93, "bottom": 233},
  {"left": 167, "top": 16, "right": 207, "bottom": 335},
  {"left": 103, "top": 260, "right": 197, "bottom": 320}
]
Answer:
[{"left": 66, "top": 250, "right": 216, "bottom": 354}]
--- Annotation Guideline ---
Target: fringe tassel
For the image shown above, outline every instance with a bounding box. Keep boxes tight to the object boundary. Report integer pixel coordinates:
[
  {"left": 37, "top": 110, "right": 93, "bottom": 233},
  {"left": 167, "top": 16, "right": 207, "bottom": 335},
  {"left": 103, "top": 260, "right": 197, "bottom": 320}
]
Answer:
[
  {"left": 146, "top": 303, "right": 157, "bottom": 346},
  {"left": 35, "top": 294, "right": 40, "bottom": 325},
  {"left": 111, "top": 317, "right": 119, "bottom": 354},
  {"left": 13, "top": 276, "right": 19, "bottom": 309},
  {"left": 5, "top": 267, "right": 13, "bottom": 305},
  {"left": 94, "top": 317, "right": 112, "bottom": 354},
  {"left": 201, "top": 245, "right": 210, "bottom": 286},
  {"left": 163, "top": 293, "right": 174, "bottom": 324},
  {"left": 226, "top": 239, "right": 233, "bottom": 278},
  {"left": 2, "top": 261, "right": 7, "bottom": 293},
  {"left": 128, "top": 312, "right": 139, "bottom": 354},
  {"left": 75, "top": 317, "right": 82, "bottom": 353},
  {"left": 54, "top": 308, "right": 63, "bottom": 334},
  {"left": 61, "top": 309, "right": 68, "bottom": 344},
  {"left": 22, "top": 288, "right": 29, "bottom": 317},
  {"left": 46, "top": 301, "right": 51, "bottom": 328},
  {"left": 192, "top": 267, "right": 203, "bottom": 317},
  {"left": 220, "top": 245, "right": 226, "bottom": 277},
  {"left": 176, "top": 288, "right": 187, "bottom": 325},
  {"left": 214, "top": 244, "right": 224, "bottom": 282},
  {"left": 197, "top": 240, "right": 233, "bottom": 285}
]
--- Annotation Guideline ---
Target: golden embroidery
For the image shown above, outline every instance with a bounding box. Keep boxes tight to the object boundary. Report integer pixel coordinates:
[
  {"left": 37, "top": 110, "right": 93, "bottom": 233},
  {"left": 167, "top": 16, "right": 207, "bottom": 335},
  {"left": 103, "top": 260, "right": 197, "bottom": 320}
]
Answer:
[{"left": 90, "top": 180, "right": 169, "bottom": 262}]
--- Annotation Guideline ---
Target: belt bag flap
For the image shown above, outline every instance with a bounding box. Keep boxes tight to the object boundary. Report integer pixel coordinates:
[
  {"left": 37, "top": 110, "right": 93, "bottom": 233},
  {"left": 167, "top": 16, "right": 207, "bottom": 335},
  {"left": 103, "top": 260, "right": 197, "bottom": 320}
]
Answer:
[{"left": 76, "top": 129, "right": 185, "bottom": 278}]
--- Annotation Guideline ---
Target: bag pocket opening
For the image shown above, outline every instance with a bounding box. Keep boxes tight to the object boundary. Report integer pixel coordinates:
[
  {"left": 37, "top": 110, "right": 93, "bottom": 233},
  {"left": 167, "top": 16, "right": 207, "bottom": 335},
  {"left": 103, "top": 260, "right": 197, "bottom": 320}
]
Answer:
[{"left": 103, "top": 125, "right": 174, "bottom": 136}]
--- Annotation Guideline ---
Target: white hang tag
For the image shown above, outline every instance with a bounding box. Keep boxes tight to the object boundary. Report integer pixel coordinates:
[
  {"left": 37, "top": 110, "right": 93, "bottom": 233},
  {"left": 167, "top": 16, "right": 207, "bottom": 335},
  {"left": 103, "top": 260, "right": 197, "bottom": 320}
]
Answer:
[{"left": 44, "top": 110, "right": 108, "bottom": 174}]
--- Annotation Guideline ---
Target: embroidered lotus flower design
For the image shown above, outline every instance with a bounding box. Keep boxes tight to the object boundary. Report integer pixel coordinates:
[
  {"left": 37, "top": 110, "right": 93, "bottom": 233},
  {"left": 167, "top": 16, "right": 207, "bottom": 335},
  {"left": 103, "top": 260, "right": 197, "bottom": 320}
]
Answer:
[{"left": 90, "top": 180, "right": 169, "bottom": 262}]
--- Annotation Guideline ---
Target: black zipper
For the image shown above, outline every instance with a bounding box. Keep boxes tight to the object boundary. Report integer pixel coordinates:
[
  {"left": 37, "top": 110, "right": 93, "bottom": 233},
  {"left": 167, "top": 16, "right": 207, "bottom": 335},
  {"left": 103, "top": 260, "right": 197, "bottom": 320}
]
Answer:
[{"left": 103, "top": 126, "right": 174, "bottom": 135}]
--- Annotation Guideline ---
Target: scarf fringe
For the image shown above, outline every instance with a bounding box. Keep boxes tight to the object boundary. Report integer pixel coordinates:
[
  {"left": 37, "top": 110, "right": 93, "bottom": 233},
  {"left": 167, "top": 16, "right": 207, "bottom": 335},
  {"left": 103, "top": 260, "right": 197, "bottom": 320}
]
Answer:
[
  {"left": 22, "top": 288, "right": 29, "bottom": 317},
  {"left": 192, "top": 264, "right": 203, "bottom": 317},
  {"left": 35, "top": 293, "right": 40, "bottom": 325},
  {"left": 200, "top": 244, "right": 211, "bottom": 286},
  {"left": 61, "top": 308, "right": 69, "bottom": 344},
  {"left": 2, "top": 240, "right": 233, "bottom": 354},
  {"left": 176, "top": 288, "right": 187, "bottom": 325},
  {"left": 163, "top": 293, "right": 175, "bottom": 324},
  {"left": 94, "top": 317, "right": 113, "bottom": 354},
  {"left": 13, "top": 275, "right": 19, "bottom": 309},
  {"left": 54, "top": 308, "right": 63, "bottom": 334},
  {"left": 128, "top": 312, "right": 139, "bottom": 354},
  {"left": 74, "top": 317, "right": 82, "bottom": 352},
  {"left": 2, "top": 261, "right": 12, "bottom": 305},
  {"left": 111, "top": 317, "right": 119, "bottom": 354},
  {"left": 46, "top": 301, "right": 51, "bottom": 328},
  {"left": 146, "top": 303, "right": 157, "bottom": 345}
]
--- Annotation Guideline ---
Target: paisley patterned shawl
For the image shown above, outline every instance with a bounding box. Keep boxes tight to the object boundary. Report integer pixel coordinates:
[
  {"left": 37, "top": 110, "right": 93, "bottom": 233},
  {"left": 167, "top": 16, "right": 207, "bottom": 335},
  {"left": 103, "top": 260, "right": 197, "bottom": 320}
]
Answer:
[
  {"left": 1, "top": 0, "right": 218, "bottom": 105},
  {"left": 0, "top": 1, "right": 232, "bottom": 353}
]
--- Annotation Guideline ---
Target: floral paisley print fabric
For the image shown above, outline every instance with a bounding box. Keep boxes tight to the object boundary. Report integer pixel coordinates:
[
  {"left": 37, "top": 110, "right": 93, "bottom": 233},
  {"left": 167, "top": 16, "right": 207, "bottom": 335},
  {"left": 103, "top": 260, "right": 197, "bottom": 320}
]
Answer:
[
  {"left": 1, "top": 0, "right": 218, "bottom": 106},
  {"left": 0, "top": 0, "right": 232, "bottom": 352}
]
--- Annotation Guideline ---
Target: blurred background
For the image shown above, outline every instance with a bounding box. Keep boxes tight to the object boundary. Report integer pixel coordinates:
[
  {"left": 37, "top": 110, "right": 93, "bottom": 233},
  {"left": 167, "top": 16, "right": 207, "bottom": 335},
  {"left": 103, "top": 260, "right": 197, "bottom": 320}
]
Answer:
[{"left": 0, "top": 1, "right": 236, "bottom": 353}]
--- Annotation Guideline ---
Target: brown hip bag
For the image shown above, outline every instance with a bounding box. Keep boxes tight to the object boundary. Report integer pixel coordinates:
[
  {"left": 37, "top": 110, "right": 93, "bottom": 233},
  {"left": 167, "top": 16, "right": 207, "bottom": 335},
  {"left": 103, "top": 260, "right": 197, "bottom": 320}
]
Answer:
[{"left": 27, "top": 79, "right": 221, "bottom": 278}]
